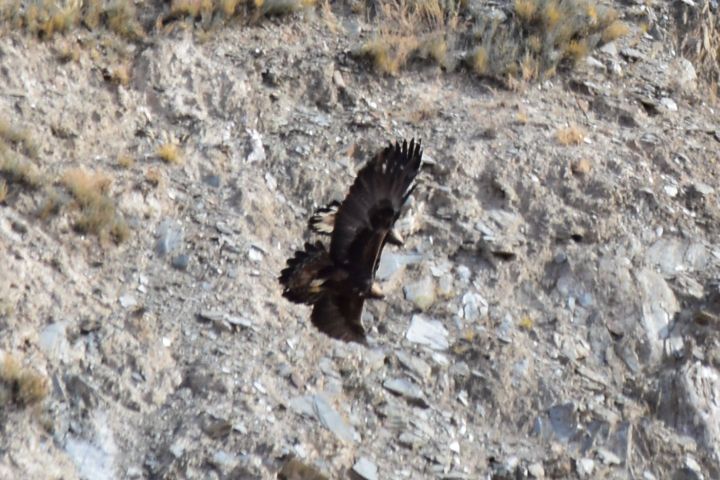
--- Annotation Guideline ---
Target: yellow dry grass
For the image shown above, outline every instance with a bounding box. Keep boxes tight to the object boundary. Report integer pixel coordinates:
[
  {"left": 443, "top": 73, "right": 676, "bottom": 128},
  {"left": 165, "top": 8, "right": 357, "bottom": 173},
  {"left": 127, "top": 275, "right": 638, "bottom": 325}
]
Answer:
[
  {"left": 0, "top": 354, "right": 49, "bottom": 409},
  {"left": 61, "top": 168, "right": 129, "bottom": 242},
  {"left": 555, "top": 125, "right": 586, "bottom": 145},
  {"left": 156, "top": 143, "right": 183, "bottom": 164},
  {"left": 602, "top": 20, "right": 629, "bottom": 43}
]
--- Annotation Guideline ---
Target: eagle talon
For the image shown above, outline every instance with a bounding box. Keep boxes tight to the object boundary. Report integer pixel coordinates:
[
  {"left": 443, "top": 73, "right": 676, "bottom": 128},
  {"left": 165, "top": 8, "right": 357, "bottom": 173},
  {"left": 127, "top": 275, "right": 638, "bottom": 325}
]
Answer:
[
  {"left": 388, "top": 228, "right": 404, "bottom": 246},
  {"left": 368, "top": 282, "right": 385, "bottom": 299}
]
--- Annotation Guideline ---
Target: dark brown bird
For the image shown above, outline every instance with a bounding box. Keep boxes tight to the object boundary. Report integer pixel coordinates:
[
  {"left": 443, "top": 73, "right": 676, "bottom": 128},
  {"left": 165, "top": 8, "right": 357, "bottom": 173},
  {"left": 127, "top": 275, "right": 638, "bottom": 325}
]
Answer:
[
  {"left": 309, "top": 201, "right": 405, "bottom": 246},
  {"left": 279, "top": 139, "right": 423, "bottom": 343}
]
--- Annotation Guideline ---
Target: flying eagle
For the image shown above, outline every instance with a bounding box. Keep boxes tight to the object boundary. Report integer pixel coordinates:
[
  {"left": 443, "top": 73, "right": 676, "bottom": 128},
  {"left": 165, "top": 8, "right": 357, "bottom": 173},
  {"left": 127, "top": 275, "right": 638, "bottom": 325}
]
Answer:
[{"left": 280, "top": 139, "right": 423, "bottom": 343}]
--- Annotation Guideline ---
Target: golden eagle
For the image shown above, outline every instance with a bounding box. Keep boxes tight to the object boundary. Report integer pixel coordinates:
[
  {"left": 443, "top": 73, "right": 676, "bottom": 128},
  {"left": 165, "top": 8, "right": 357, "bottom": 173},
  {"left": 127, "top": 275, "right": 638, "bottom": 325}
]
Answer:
[{"left": 280, "top": 139, "right": 423, "bottom": 343}]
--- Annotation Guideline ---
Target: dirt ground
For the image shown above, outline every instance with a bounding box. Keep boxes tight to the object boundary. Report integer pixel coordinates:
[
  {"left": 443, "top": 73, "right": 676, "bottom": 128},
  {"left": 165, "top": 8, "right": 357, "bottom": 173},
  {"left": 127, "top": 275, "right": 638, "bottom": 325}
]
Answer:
[{"left": 1, "top": 0, "right": 720, "bottom": 479}]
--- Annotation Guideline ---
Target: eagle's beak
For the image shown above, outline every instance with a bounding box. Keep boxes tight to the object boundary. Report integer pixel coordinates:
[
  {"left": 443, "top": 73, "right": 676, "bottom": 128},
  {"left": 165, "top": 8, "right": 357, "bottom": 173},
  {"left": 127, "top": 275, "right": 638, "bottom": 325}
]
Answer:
[
  {"left": 388, "top": 229, "right": 404, "bottom": 246},
  {"left": 368, "top": 282, "right": 385, "bottom": 299}
]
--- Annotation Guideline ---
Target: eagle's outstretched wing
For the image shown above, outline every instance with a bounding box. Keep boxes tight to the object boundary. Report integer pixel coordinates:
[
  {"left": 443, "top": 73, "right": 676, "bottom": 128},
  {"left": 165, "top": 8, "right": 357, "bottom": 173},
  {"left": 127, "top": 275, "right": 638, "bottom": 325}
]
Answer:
[
  {"left": 310, "top": 293, "right": 367, "bottom": 344},
  {"left": 279, "top": 241, "right": 333, "bottom": 305},
  {"left": 330, "top": 139, "right": 422, "bottom": 280}
]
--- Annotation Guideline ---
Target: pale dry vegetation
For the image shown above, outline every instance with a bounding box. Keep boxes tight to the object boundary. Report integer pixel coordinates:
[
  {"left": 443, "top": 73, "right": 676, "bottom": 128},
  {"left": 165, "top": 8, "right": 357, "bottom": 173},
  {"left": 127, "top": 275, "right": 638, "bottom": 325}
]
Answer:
[
  {"left": 359, "top": 0, "right": 459, "bottom": 75},
  {"left": 672, "top": 0, "right": 720, "bottom": 85},
  {"left": 357, "top": 0, "right": 631, "bottom": 84},
  {"left": 61, "top": 168, "right": 129, "bottom": 243},
  {"left": 0, "top": 0, "right": 315, "bottom": 39},
  {"left": 555, "top": 124, "right": 586, "bottom": 145},
  {"left": 0, "top": 354, "right": 49, "bottom": 410},
  {"left": 0, "top": 122, "right": 44, "bottom": 192},
  {"left": 470, "top": 0, "right": 629, "bottom": 83},
  {"left": 156, "top": 142, "right": 183, "bottom": 164}
]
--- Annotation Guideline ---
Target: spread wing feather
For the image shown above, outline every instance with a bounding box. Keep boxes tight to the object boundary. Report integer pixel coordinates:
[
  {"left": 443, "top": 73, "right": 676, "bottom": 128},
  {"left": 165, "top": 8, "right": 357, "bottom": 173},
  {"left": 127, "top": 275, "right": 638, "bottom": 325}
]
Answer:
[
  {"left": 308, "top": 200, "right": 340, "bottom": 235},
  {"left": 310, "top": 294, "right": 367, "bottom": 344},
  {"left": 330, "top": 139, "right": 422, "bottom": 279},
  {"left": 279, "top": 241, "right": 333, "bottom": 304}
]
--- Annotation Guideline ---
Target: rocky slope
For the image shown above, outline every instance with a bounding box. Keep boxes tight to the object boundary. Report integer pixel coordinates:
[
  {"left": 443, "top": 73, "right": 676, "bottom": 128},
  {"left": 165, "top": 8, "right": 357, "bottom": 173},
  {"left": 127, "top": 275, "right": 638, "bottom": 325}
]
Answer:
[{"left": 1, "top": 1, "right": 719, "bottom": 479}]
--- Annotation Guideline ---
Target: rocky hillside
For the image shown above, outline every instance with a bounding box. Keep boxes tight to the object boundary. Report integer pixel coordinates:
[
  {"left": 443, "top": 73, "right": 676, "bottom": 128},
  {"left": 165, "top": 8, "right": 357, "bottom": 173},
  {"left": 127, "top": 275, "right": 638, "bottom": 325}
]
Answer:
[{"left": 1, "top": 0, "right": 719, "bottom": 478}]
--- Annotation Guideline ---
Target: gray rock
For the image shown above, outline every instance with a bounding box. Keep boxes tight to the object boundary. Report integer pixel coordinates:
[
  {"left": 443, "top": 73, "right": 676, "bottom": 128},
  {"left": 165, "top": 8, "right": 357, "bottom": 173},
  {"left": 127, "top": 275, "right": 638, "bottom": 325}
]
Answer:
[
  {"left": 155, "top": 220, "right": 184, "bottom": 257},
  {"left": 679, "top": 455, "right": 704, "bottom": 480},
  {"left": 288, "top": 395, "right": 315, "bottom": 417},
  {"left": 496, "top": 314, "right": 513, "bottom": 344},
  {"left": 383, "top": 378, "right": 428, "bottom": 407},
  {"left": 548, "top": 403, "right": 578, "bottom": 442},
  {"left": 406, "top": 315, "right": 449, "bottom": 350},
  {"left": 528, "top": 462, "right": 545, "bottom": 478},
  {"left": 620, "top": 47, "right": 643, "bottom": 61},
  {"left": 312, "top": 395, "right": 358, "bottom": 444},
  {"left": 210, "top": 451, "right": 239, "bottom": 471},
  {"left": 247, "top": 246, "right": 264, "bottom": 262},
  {"left": 119, "top": 294, "right": 137, "bottom": 309},
  {"left": 599, "top": 41, "right": 618, "bottom": 56},
  {"left": 680, "top": 363, "right": 720, "bottom": 461},
  {"left": 226, "top": 315, "right": 253, "bottom": 328},
  {"left": 245, "top": 129, "right": 265, "bottom": 163},
  {"left": 585, "top": 56, "right": 605, "bottom": 71},
  {"left": 395, "top": 351, "right": 432, "bottom": 380},
  {"left": 64, "top": 412, "right": 118, "bottom": 480},
  {"left": 403, "top": 277, "right": 436, "bottom": 311},
  {"left": 635, "top": 268, "right": 678, "bottom": 361},
  {"left": 352, "top": 457, "right": 378, "bottom": 480},
  {"left": 597, "top": 447, "right": 621, "bottom": 465},
  {"left": 664, "top": 184, "right": 679, "bottom": 197},
  {"left": 203, "top": 174, "right": 221, "bottom": 188},
  {"left": 690, "top": 182, "right": 714, "bottom": 196},
  {"left": 659, "top": 97, "right": 678, "bottom": 112},
  {"left": 38, "top": 322, "right": 70, "bottom": 363},
  {"left": 171, "top": 254, "right": 189, "bottom": 270},
  {"left": 398, "top": 430, "right": 425, "bottom": 449},
  {"left": 462, "top": 292, "right": 488, "bottom": 322},
  {"left": 646, "top": 238, "right": 708, "bottom": 275},
  {"left": 375, "top": 251, "right": 423, "bottom": 280},
  {"left": 576, "top": 458, "right": 594, "bottom": 477},
  {"left": 669, "top": 57, "right": 697, "bottom": 94}
]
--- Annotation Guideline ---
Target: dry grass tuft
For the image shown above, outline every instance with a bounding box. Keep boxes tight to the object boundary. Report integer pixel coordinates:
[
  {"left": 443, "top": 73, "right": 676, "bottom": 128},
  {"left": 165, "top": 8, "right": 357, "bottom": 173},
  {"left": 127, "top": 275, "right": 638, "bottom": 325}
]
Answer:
[
  {"left": 672, "top": 0, "right": 719, "bottom": 84},
  {"left": 0, "top": 120, "right": 39, "bottom": 159},
  {"left": 358, "top": 0, "right": 458, "bottom": 74},
  {"left": 565, "top": 39, "right": 589, "bottom": 62},
  {"left": 110, "top": 64, "right": 131, "bottom": 86},
  {"left": 514, "top": 0, "right": 536, "bottom": 23},
  {"left": 61, "top": 168, "right": 129, "bottom": 243},
  {"left": 359, "top": 0, "right": 633, "bottom": 83},
  {"left": 555, "top": 124, "right": 586, "bottom": 145},
  {"left": 0, "top": 179, "right": 7, "bottom": 203},
  {"left": 37, "top": 191, "right": 62, "bottom": 220},
  {"left": 472, "top": 47, "right": 489, "bottom": 75},
  {"left": 117, "top": 154, "right": 135, "bottom": 169},
  {"left": 602, "top": 20, "right": 629, "bottom": 43},
  {"left": 261, "top": 0, "right": 316, "bottom": 17},
  {"left": 156, "top": 143, "right": 183, "bottom": 164},
  {"left": 0, "top": 155, "right": 44, "bottom": 190},
  {"left": 145, "top": 167, "right": 163, "bottom": 187},
  {"left": 0, "top": 354, "right": 49, "bottom": 409}
]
